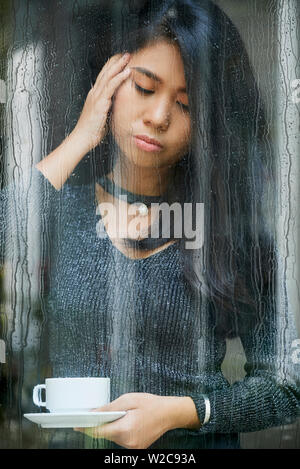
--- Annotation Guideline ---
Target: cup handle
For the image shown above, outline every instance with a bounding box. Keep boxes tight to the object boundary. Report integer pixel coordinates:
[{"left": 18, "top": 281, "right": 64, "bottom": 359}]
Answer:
[{"left": 33, "top": 384, "right": 46, "bottom": 407}]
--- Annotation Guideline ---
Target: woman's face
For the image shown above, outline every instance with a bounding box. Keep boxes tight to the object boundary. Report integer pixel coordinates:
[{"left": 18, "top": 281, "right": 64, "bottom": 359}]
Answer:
[{"left": 110, "top": 40, "right": 191, "bottom": 169}]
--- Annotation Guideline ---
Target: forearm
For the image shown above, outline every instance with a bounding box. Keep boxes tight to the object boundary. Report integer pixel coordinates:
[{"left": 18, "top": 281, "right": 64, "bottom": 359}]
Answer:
[
  {"left": 190, "top": 377, "right": 300, "bottom": 434},
  {"left": 35, "top": 129, "right": 90, "bottom": 191}
]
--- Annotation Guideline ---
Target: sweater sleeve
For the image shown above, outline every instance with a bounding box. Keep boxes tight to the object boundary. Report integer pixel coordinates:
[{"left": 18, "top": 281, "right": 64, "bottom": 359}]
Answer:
[
  {"left": 0, "top": 165, "right": 60, "bottom": 263},
  {"left": 189, "top": 289, "right": 300, "bottom": 434}
]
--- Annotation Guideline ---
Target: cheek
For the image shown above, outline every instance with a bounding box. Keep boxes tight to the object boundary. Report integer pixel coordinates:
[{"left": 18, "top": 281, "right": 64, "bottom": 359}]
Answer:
[{"left": 176, "top": 118, "right": 191, "bottom": 149}]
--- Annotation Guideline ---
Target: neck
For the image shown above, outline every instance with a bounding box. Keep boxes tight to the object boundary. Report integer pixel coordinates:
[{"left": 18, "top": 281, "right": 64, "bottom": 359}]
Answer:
[{"left": 107, "top": 158, "right": 175, "bottom": 196}]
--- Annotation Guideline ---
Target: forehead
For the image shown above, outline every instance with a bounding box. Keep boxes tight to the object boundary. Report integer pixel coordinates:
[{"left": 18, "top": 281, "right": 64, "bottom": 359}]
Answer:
[{"left": 130, "top": 40, "right": 186, "bottom": 89}]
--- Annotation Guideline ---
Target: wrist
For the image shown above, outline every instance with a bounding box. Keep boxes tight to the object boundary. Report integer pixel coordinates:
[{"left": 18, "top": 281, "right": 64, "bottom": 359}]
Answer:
[
  {"left": 69, "top": 127, "right": 94, "bottom": 155},
  {"left": 72, "top": 124, "right": 105, "bottom": 153},
  {"left": 163, "top": 396, "right": 202, "bottom": 432}
]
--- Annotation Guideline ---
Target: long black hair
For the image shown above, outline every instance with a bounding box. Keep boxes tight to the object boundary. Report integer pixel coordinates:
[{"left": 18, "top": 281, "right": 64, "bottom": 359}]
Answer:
[{"left": 83, "top": 0, "right": 277, "bottom": 337}]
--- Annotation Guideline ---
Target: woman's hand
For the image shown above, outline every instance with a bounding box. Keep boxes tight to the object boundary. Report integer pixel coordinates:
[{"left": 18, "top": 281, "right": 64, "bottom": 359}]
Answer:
[
  {"left": 74, "top": 392, "right": 201, "bottom": 449},
  {"left": 73, "top": 52, "right": 131, "bottom": 151}
]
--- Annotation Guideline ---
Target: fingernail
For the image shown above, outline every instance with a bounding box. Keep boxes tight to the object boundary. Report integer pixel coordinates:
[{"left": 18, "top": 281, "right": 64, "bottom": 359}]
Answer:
[{"left": 123, "top": 52, "right": 130, "bottom": 60}]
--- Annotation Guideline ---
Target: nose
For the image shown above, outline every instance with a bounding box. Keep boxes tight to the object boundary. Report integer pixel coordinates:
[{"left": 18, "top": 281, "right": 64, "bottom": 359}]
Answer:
[{"left": 143, "top": 98, "right": 171, "bottom": 132}]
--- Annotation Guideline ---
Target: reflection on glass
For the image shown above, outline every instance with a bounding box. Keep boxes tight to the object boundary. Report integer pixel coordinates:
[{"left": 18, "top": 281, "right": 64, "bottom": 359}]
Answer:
[{"left": 0, "top": 0, "right": 299, "bottom": 450}]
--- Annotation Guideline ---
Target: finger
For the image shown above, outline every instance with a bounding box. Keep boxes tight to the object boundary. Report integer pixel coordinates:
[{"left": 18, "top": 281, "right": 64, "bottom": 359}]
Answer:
[
  {"left": 95, "top": 53, "right": 130, "bottom": 89},
  {"left": 92, "top": 55, "right": 121, "bottom": 90},
  {"left": 91, "top": 67, "right": 131, "bottom": 106},
  {"left": 91, "top": 393, "right": 137, "bottom": 412},
  {"left": 90, "top": 400, "right": 125, "bottom": 413},
  {"left": 96, "top": 54, "right": 130, "bottom": 91},
  {"left": 95, "top": 54, "right": 122, "bottom": 82},
  {"left": 103, "top": 67, "right": 131, "bottom": 100},
  {"left": 74, "top": 416, "right": 125, "bottom": 440}
]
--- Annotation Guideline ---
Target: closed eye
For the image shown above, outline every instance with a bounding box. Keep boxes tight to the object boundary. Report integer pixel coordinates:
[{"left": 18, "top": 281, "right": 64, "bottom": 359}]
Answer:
[
  {"left": 177, "top": 102, "right": 189, "bottom": 112},
  {"left": 134, "top": 82, "right": 189, "bottom": 112},
  {"left": 134, "top": 83, "right": 153, "bottom": 95}
]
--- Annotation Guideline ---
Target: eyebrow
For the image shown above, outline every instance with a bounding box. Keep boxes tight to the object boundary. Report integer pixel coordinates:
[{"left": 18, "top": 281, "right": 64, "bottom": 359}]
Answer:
[{"left": 132, "top": 66, "right": 186, "bottom": 93}]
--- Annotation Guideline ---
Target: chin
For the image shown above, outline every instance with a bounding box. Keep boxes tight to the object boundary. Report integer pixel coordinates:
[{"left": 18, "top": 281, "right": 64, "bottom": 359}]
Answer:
[{"left": 131, "top": 156, "right": 164, "bottom": 169}]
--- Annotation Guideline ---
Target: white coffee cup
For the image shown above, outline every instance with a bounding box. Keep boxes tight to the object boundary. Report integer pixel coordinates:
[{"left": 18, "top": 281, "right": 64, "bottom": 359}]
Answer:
[{"left": 33, "top": 377, "right": 110, "bottom": 413}]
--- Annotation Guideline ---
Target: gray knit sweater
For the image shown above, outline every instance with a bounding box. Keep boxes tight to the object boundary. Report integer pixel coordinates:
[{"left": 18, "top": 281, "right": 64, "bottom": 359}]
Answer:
[{"left": 1, "top": 166, "right": 300, "bottom": 448}]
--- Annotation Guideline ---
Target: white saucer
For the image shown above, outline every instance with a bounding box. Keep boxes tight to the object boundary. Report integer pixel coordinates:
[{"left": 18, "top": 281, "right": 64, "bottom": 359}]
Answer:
[{"left": 24, "top": 411, "right": 126, "bottom": 428}]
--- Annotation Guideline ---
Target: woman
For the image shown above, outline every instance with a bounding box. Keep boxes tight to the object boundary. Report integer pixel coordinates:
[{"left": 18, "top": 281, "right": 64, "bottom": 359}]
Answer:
[{"left": 1, "top": 0, "right": 300, "bottom": 449}]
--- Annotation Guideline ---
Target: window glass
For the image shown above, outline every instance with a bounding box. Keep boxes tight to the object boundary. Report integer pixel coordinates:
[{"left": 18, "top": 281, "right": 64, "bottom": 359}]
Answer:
[{"left": 0, "top": 0, "right": 299, "bottom": 450}]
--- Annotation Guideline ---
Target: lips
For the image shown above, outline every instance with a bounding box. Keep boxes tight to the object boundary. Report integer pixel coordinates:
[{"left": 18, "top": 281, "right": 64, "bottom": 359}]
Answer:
[{"left": 134, "top": 135, "right": 163, "bottom": 152}]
